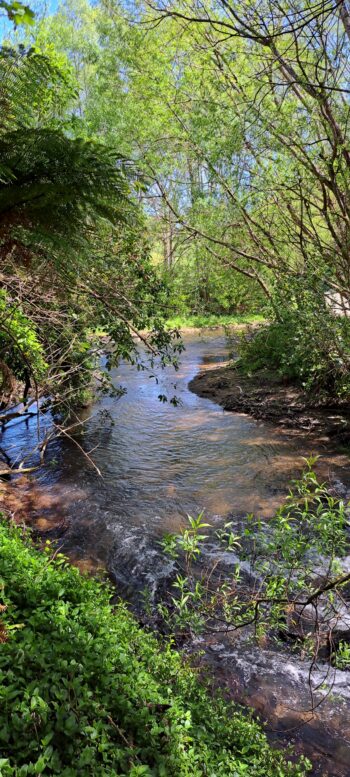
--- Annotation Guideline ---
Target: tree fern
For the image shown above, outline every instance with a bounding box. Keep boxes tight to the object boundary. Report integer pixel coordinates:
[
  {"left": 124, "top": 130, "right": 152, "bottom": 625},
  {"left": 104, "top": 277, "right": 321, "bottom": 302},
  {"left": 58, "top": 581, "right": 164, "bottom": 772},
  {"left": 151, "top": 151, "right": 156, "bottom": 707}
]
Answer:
[{"left": 0, "top": 44, "right": 173, "bottom": 454}]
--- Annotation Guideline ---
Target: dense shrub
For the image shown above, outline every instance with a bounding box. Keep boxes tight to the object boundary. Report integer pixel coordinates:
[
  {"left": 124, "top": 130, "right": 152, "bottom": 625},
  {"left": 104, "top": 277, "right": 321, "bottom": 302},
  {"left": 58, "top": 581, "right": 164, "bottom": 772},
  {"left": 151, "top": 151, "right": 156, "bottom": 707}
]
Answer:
[
  {"left": 0, "top": 520, "right": 309, "bottom": 776},
  {"left": 238, "top": 279, "right": 350, "bottom": 399}
]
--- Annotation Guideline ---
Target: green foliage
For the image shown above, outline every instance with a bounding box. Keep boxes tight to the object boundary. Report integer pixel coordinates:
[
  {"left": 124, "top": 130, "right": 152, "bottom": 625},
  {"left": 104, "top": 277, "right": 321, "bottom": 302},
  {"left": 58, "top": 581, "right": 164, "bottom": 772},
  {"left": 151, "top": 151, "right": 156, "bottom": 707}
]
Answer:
[
  {"left": 335, "top": 642, "right": 350, "bottom": 670},
  {"left": 0, "top": 519, "right": 309, "bottom": 776},
  {"left": 0, "top": 290, "right": 47, "bottom": 381},
  {"left": 0, "top": 127, "right": 132, "bottom": 242},
  {"left": 0, "top": 43, "right": 179, "bottom": 430},
  {"left": 0, "top": 0, "right": 34, "bottom": 26},
  {"left": 165, "top": 313, "right": 265, "bottom": 329},
  {"left": 33, "top": 0, "right": 266, "bottom": 322},
  {"left": 28, "top": 0, "right": 350, "bottom": 397},
  {"left": 239, "top": 278, "right": 350, "bottom": 399},
  {"left": 0, "top": 45, "right": 75, "bottom": 134},
  {"left": 159, "top": 460, "right": 349, "bottom": 656},
  {"left": 245, "top": 458, "right": 349, "bottom": 589},
  {"left": 162, "top": 252, "right": 265, "bottom": 319}
]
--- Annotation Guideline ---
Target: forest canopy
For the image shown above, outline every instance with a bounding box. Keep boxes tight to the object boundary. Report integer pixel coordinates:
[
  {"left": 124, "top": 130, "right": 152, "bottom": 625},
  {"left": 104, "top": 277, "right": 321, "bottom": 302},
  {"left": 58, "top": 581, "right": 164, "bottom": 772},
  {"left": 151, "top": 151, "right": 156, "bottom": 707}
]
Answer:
[{"left": 34, "top": 0, "right": 350, "bottom": 393}]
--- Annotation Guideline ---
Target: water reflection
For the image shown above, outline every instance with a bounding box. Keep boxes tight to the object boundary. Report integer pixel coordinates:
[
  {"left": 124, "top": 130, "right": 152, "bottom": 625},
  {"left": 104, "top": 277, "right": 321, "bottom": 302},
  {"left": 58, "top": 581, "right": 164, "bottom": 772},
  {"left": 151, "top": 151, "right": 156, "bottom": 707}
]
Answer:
[{"left": 2, "top": 331, "right": 349, "bottom": 570}]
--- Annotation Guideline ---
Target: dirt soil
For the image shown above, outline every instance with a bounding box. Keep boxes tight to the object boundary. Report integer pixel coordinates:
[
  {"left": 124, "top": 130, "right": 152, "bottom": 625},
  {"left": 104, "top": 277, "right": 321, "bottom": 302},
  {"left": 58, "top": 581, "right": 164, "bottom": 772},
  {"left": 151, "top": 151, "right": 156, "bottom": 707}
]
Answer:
[{"left": 189, "top": 366, "right": 350, "bottom": 445}]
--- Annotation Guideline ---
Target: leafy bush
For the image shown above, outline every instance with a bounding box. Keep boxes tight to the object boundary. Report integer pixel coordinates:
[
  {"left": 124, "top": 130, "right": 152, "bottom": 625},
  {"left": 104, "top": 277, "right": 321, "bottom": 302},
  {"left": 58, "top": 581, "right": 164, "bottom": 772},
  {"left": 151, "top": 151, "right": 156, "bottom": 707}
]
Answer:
[
  {"left": 238, "top": 277, "right": 350, "bottom": 399},
  {"left": 158, "top": 460, "right": 349, "bottom": 666},
  {"left": 166, "top": 313, "right": 265, "bottom": 329},
  {"left": 0, "top": 519, "right": 309, "bottom": 776},
  {"left": 0, "top": 290, "right": 48, "bottom": 384},
  {"left": 335, "top": 641, "right": 350, "bottom": 670}
]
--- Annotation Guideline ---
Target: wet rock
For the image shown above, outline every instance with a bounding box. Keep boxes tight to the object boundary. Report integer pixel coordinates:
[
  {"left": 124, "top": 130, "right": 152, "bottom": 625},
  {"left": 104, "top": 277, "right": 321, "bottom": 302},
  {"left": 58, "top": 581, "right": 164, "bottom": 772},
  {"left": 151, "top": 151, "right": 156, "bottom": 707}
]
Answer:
[
  {"left": 208, "top": 643, "right": 226, "bottom": 653},
  {"left": 203, "top": 638, "right": 350, "bottom": 776}
]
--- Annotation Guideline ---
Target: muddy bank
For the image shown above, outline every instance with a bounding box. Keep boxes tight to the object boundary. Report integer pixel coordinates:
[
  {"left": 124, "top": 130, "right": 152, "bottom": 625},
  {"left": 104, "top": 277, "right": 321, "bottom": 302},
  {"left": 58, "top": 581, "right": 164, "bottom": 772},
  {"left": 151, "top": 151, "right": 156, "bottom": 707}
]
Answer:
[{"left": 190, "top": 366, "right": 350, "bottom": 444}]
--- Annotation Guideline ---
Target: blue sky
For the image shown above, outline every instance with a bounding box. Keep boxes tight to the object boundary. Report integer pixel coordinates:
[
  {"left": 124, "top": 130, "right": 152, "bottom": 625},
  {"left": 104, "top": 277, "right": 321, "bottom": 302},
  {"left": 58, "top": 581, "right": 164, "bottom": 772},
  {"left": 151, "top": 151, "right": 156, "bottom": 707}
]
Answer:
[{"left": 0, "top": 0, "right": 59, "bottom": 42}]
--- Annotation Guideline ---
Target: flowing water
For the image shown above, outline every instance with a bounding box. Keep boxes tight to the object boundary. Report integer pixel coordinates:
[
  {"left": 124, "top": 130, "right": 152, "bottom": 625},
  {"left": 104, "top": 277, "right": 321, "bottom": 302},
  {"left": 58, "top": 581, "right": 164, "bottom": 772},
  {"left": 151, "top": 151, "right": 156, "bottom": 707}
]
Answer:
[{"left": 2, "top": 330, "right": 350, "bottom": 775}]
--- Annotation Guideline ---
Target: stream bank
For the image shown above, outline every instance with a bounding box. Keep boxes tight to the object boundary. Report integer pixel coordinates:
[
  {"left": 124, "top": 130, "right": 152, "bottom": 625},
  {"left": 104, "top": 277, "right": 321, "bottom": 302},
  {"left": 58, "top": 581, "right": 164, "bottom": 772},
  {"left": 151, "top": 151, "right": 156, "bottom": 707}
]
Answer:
[{"left": 190, "top": 365, "right": 350, "bottom": 445}]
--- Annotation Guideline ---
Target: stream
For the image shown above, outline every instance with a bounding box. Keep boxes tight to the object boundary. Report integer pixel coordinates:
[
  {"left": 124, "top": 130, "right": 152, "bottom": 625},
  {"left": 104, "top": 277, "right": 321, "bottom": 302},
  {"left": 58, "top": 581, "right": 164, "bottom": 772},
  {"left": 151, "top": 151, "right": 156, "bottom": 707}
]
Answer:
[{"left": 2, "top": 330, "right": 350, "bottom": 776}]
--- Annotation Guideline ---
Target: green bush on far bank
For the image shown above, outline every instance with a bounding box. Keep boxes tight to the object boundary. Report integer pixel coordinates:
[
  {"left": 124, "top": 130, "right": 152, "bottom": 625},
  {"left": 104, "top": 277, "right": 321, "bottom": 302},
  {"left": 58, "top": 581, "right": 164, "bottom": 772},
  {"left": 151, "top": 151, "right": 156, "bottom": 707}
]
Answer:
[
  {"left": 0, "top": 519, "right": 309, "bottom": 776},
  {"left": 238, "top": 277, "right": 350, "bottom": 400},
  {"left": 166, "top": 313, "right": 265, "bottom": 330}
]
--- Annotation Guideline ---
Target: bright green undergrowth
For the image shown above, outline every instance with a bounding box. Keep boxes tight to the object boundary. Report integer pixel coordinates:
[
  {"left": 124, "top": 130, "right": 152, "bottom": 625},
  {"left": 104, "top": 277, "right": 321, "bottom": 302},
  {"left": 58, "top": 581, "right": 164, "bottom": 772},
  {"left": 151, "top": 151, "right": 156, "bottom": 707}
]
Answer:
[
  {"left": 166, "top": 313, "right": 265, "bottom": 330},
  {"left": 0, "top": 520, "right": 309, "bottom": 776},
  {"left": 238, "top": 279, "right": 350, "bottom": 399}
]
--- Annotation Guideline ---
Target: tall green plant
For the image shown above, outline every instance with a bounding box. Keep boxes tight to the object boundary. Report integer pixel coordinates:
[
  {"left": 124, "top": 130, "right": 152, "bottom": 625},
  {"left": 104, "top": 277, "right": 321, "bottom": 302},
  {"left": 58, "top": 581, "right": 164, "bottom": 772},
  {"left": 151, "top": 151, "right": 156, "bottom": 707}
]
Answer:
[
  {"left": 239, "top": 275, "right": 350, "bottom": 399},
  {"left": 158, "top": 460, "right": 350, "bottom": 665}
]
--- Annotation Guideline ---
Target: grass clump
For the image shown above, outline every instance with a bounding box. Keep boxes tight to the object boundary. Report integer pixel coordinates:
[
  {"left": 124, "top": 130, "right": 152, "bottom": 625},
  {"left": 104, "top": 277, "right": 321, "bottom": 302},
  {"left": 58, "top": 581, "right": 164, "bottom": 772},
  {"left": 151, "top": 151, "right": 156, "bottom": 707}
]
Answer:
[
  {"left": 0, "top": 519, "right": 309, "bottom": 776},
  {"left": 166, "top": 313, "right": 265, "bottom": 330}
]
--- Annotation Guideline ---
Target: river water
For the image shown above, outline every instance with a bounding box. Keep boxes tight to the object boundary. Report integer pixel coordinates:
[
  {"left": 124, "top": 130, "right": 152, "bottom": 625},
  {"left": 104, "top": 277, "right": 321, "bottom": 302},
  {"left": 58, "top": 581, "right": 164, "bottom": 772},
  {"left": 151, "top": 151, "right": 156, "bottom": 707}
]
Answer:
[{"left": 2, "top": 330, "right": 350, "bottom": 775}]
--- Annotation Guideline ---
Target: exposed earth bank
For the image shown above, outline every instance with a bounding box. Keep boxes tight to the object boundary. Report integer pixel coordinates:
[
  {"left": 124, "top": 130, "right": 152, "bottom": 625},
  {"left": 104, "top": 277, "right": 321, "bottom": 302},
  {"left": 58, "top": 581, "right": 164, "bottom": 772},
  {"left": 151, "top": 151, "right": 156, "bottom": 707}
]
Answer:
[{"left": 189, "top": 365, "right": 350, "bottom": 445}]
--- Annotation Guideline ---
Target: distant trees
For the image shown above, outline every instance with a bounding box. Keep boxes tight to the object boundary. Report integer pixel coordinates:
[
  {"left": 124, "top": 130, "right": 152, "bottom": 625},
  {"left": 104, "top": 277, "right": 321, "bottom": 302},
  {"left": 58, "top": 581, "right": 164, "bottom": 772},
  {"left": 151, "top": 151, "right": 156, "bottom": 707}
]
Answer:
[
  {"left": 34, "top": 0, "right": 350, "bottom": 312},
  {"left": 93, "top": 0, "right": 350, "bottom": 393},
  {"left": 32, "top": 0, "right": 265, "bottom": 315}
]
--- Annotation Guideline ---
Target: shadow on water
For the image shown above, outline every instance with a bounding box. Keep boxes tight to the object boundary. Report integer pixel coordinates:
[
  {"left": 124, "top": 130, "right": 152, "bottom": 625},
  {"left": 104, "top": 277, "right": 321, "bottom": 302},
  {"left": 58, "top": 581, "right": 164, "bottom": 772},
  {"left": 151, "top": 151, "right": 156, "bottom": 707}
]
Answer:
[{"left": 2, "top": 330, "right": 350, "bottom": 776}]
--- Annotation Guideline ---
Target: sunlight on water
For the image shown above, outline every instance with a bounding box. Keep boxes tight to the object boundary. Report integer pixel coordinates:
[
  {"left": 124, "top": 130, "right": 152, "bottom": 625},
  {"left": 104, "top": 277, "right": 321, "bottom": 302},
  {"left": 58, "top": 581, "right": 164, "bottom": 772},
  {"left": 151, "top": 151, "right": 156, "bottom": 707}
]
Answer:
[{"left": 2, "top": 331, "right": 349, "bottom": 572}]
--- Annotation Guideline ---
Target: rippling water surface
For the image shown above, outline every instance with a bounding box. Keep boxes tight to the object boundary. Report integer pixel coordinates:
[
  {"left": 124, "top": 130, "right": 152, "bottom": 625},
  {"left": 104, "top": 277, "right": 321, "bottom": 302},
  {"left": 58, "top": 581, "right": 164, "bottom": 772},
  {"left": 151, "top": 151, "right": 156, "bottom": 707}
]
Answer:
[
  {"left": 3, "top": 330, "right": 349, "bottom": 571},
  {"left": 3, "top": 330, "right": 350, "bottom": 775}
]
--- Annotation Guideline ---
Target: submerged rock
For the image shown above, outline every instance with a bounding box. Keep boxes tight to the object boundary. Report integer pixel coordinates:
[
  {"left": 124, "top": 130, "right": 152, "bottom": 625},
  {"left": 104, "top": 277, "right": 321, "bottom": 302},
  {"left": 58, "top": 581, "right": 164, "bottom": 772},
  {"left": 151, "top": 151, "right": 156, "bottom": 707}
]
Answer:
[{"left": 203, "top": 636, "right": 350, "bottom": 777}]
